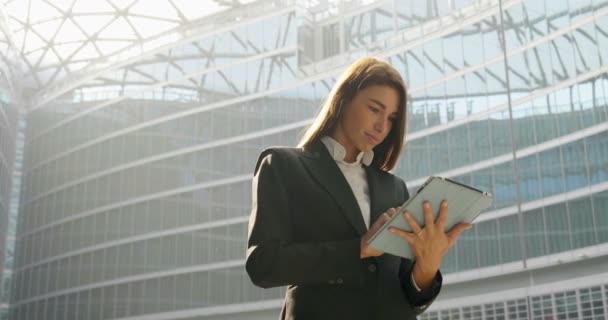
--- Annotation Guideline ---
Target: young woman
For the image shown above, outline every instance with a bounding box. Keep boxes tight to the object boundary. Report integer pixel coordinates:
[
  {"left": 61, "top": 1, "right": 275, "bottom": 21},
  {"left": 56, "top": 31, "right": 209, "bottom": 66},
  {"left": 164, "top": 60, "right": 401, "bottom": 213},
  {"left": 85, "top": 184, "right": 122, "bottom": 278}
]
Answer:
[{"left": 246, "top": 56, "right": 472, "bottom": 320}]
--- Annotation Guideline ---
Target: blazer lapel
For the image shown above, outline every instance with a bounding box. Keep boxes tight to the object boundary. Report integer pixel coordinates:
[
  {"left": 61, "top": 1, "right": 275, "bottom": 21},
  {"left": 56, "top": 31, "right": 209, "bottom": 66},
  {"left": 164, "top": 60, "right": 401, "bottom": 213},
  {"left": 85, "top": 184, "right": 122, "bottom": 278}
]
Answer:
[
  {"left": 364, "top": 164, "right": 391, "bottom": 225},
  {"left": 299, "top": 140, "right": 368, "bottom": 236}
]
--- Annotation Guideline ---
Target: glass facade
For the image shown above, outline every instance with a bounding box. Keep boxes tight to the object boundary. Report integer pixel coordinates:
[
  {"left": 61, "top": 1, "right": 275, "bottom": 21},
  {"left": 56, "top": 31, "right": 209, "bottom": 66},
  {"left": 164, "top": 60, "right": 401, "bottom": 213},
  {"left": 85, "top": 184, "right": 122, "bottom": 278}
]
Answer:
[
  {"left": 0, "top": 65, "right": 21, "bottom": 319},
  {"left": 420, "top": 284, "right": 608, "bottom": 320},
  {"left": 2, "top": 0, "right": 608, "bottom": 319},
  {"left": 0, "top": 117, "right": 23, "bottom": 320},
  {"left": 0, "top": 90, "right": 17, "bottom": 273}
]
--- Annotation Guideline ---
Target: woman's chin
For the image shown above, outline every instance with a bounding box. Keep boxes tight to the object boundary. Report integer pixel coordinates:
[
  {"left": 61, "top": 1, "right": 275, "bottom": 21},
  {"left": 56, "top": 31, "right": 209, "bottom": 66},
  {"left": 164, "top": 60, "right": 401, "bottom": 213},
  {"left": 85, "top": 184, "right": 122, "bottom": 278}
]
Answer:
[{"left": 360, "top": 144, "right": 374, "bottom": 152}]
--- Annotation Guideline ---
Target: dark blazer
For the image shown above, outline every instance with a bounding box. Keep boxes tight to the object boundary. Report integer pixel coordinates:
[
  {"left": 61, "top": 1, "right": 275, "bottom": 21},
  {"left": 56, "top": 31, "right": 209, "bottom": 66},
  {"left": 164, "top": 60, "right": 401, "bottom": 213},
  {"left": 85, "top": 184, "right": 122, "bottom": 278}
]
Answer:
[{"left": 246, "top": 139, "right": 441, "bottom": 320}]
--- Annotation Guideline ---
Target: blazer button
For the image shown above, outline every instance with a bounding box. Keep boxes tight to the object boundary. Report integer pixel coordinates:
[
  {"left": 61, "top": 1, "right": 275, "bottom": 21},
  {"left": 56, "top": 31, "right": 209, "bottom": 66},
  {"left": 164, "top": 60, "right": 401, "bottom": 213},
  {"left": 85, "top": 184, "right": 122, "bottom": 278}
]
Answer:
[
  {"left": 368, "top": 264, "right": 377, "bottom": 272},
  {"left": 337, "top": 278, "right": 343, "bottom": 284}
]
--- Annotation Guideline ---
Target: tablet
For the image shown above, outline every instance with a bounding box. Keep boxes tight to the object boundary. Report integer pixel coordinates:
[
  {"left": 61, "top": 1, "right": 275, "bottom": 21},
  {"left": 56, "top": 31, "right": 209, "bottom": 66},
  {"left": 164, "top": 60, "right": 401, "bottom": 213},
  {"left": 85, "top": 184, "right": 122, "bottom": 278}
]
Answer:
[{"left": 367, "top": 176, "right": 493, "bottom": 259}]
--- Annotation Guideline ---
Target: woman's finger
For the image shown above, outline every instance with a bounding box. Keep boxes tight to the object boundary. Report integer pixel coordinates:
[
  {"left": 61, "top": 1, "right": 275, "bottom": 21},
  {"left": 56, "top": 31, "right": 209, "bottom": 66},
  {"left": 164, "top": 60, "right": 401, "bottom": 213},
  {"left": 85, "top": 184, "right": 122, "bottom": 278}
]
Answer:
[
  {"left": 446, "top": 223, "right": 473, "bottom": 247},
  {"left": 423, "top": 201, "right": 434, "bottom": 228},
  {"left": 402, "top": 211, "right": 422, "bottom": 234},
  {"left": 436, "top": 200, "right": 448, "bottom": 230},
  {"left": 369, "top": 212, "right": 390, "bottom": 233},
  {"left": 389, "top": 227, "right": 415, "bottom": 245}
]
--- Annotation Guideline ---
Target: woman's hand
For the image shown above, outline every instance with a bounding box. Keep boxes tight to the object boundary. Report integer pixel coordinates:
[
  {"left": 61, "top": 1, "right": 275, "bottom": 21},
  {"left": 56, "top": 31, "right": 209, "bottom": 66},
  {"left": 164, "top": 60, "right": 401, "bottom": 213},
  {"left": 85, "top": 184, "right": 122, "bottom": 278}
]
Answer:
[
  {"left": 388, "top": 200, "right": 472, "bottom": 290},
  {"left": 360, "top": 208, "right": 397, "bottom": 259}
]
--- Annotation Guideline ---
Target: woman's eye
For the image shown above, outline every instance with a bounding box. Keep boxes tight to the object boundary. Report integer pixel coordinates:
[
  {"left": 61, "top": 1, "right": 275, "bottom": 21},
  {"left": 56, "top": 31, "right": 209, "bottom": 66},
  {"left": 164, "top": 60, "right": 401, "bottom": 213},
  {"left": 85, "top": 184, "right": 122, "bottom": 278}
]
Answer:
[{"left": 368, "top": 106, "right": 379, "bottom": 113}]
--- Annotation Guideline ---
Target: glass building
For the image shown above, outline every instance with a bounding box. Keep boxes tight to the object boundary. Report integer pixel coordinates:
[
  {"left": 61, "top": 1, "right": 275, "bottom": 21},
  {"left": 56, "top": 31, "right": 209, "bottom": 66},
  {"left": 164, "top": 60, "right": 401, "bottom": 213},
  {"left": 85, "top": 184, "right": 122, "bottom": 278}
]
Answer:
[
  {"left": 1, "top": 0, "right": 608, "bottom": 319},
  {"left": 0, "top": 17, "right": 21, "bottom": 319}
]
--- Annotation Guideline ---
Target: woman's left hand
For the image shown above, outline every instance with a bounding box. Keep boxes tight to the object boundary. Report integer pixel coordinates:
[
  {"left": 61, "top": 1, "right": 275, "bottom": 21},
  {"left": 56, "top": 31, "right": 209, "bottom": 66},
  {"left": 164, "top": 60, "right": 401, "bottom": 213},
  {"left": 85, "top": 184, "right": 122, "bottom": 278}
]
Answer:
[{"left": 389, "top": 200, "right": 472, "bottom": 290}]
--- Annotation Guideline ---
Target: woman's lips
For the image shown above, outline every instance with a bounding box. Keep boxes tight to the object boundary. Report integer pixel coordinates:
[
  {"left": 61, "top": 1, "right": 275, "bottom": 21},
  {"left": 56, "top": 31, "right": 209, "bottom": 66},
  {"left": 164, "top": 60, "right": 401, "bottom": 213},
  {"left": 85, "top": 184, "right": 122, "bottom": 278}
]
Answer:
[{"left": 365, "top": 133, "right": 379, "bottom": 144}]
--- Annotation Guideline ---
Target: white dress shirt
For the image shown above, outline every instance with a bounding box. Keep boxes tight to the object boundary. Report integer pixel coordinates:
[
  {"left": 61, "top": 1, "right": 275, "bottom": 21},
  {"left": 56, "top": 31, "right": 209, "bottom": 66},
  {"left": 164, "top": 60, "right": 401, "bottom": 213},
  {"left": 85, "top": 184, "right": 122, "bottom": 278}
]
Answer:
[{"left": 320, "top": 136, "right": 374, "bottom": 229}]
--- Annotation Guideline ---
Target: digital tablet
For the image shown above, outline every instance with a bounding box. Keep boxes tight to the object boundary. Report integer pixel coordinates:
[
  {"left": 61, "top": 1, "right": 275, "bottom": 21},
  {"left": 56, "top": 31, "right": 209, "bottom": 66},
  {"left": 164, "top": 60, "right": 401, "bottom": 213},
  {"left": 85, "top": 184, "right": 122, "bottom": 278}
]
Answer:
[{"left": 367, "top": 176, "right": 493, "bottom": 259}]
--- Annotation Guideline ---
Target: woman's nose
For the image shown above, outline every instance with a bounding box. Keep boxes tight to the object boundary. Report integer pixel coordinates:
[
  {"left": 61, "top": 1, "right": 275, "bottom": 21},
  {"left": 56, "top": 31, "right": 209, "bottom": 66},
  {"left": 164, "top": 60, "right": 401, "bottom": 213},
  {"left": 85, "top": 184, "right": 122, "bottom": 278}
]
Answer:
[{"left": 374, "top": 118, "right": 388, "bottom": 133}]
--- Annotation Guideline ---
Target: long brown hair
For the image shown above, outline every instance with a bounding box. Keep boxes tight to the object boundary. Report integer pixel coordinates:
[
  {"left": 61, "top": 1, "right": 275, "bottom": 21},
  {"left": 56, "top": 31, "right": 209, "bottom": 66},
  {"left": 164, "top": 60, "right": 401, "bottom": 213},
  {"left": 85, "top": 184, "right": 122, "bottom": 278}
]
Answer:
[{"left": 297, "top": 56, "right": 408, "bottom": 172}]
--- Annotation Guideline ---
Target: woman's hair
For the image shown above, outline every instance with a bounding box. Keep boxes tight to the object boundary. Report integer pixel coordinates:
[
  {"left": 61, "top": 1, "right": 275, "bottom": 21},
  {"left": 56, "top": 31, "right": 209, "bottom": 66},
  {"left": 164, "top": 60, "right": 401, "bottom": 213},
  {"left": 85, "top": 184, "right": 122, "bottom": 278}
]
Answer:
[{"left": 297, "top": 56, "right": 408, "bottom": 172}]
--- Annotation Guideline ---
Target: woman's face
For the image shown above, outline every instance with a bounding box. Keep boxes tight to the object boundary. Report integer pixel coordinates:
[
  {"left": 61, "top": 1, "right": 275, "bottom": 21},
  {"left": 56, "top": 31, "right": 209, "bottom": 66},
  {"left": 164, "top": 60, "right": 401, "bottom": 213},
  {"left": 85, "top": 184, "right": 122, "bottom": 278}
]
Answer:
[{"left": 332, "top": 84, "right": 400, "bottom": 161}]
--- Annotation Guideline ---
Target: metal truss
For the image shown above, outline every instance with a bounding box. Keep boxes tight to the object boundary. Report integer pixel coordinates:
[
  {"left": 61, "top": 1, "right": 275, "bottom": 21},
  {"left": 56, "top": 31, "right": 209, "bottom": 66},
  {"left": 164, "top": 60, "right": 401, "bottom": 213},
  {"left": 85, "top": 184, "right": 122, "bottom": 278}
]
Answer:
[
  {"left": 0, "top": 0, "right": 260, "bottom": 99},
  {"left": 98, "top": 11, "right": 297, "bottom": 101},
  {"left": 0, "top": 2, "right": 20, "bottom": 97},
  {"left": 300, "top": 0, "right": 607, "bottom": 102},
  {"left": 0, "top": 0, "right": 605, "bottom": 110}
]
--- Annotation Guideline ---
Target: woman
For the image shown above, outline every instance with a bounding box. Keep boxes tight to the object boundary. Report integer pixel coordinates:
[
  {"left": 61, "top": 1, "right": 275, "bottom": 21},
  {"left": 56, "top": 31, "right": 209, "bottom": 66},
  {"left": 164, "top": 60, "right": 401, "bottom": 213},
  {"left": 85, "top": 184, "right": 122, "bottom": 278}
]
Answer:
[{"left": 246, "top": 56, "right": 472, "bottom": 319}]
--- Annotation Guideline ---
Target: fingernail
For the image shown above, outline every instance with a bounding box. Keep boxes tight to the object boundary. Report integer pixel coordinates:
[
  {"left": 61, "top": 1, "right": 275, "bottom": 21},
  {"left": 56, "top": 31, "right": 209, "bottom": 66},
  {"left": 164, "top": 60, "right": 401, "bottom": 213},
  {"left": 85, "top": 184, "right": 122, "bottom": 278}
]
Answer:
[
  {"left": 424, "top": 202, "right": 430, "bottom": 208},
  {"left": 465, "top": 225, "right": 473, "bottom": 230},
  {"left": 442, "top": 201, "right": 448, "bottom": 207},
  {"left": 389, "top": 228, "right": 396, "bottom": 233}
]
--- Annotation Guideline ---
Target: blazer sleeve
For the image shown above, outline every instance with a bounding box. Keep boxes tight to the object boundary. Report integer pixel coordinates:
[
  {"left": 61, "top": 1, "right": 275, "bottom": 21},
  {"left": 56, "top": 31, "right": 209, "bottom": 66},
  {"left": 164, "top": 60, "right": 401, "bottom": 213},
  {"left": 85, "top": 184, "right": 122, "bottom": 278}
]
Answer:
[
  {"left": 396, "top": 179, "right": 443, "bottom": 315},
  {"left": 245, "top": 149, "right": 367, "bottom": 289}
]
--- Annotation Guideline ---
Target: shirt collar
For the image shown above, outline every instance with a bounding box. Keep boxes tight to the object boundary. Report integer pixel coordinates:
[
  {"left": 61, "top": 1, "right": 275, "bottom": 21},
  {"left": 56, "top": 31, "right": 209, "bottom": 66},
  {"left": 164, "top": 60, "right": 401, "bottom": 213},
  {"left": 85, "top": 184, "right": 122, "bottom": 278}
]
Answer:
[{"left": 320, "top": 136, "right": 374, "bottom": 166}]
